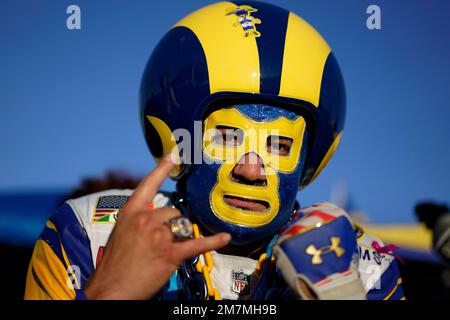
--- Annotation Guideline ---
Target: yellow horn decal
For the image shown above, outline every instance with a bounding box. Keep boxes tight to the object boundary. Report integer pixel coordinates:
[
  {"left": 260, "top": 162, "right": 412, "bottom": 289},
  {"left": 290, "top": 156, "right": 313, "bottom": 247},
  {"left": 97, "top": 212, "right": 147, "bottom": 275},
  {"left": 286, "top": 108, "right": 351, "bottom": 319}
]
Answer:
[
  {"left": 146, "top": 115, "right": 181, "bottom": 177},
  {"left": 279, "top": 12, "right": 331, "bottom": 107},
  {"left": 309, "top": 132, "right": 343, "bottom": 184},
  {"left": 175, "top": 2, "right": 260, "bottom": 94}
]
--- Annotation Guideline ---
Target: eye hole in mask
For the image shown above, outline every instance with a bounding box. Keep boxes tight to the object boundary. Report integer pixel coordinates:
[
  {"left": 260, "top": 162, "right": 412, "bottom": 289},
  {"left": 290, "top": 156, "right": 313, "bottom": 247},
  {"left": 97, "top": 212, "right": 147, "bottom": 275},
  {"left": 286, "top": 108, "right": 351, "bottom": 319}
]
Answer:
[
  {"left": 266, "top": 136, "right": 293, "bottom": 156},
  {"left": 212, "top": 126, "right": 293, "bottom": 157},
  {"left": 212, "top": 126, "right": 244, "bottom": 146}
]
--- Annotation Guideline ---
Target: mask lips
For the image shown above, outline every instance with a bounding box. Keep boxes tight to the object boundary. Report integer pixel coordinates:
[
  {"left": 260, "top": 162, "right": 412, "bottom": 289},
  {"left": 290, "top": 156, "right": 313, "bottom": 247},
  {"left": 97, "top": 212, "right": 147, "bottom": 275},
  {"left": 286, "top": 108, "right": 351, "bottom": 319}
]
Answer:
[{"left": 223, "top": 195, "right": 270, "bottom": 213}]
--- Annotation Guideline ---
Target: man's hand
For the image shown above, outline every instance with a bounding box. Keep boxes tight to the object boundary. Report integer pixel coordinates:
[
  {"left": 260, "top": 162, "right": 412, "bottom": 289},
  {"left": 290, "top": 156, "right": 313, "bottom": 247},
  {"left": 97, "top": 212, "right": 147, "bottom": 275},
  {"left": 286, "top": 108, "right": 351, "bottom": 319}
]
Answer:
[{"left": 84, "top": 156, "right": 231, "bottom": 300}]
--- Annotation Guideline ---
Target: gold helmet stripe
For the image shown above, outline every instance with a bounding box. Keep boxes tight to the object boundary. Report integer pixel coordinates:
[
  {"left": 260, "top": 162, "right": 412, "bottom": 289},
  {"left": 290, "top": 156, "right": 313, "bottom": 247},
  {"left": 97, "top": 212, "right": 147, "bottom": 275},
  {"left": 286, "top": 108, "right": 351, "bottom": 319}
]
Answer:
[
  {"left": 175, "top": 2, "right": 260, "bottom": 94},
  {"left": 279, "top": 12, "right": 331, "bottom": 107}
]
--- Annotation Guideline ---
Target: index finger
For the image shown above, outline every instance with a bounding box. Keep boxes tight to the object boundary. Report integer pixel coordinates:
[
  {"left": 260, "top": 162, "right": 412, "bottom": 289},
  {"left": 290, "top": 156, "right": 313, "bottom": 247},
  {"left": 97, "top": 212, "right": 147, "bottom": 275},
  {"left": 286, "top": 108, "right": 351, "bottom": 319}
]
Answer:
[{"left": 124, "top": 155, "right": 176, "bottom": 212}]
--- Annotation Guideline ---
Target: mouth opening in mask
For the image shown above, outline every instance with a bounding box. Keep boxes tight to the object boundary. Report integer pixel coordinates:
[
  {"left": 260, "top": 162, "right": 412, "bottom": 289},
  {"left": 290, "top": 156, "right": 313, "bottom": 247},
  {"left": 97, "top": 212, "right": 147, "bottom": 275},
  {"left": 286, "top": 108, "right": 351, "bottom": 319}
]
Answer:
[{"left": 223, "top": 195, "right": 270, "bottom": 213}]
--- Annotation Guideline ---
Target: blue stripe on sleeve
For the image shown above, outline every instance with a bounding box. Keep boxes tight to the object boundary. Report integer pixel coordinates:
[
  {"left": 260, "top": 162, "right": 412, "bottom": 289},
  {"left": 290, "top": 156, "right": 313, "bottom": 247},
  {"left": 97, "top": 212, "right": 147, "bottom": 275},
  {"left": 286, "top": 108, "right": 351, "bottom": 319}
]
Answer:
[
  {"left": 367, "top": 259, "right": 403, "bottom": 300},
  {"left": 49, "top": 203, "right": 94, "bottom": 288}
]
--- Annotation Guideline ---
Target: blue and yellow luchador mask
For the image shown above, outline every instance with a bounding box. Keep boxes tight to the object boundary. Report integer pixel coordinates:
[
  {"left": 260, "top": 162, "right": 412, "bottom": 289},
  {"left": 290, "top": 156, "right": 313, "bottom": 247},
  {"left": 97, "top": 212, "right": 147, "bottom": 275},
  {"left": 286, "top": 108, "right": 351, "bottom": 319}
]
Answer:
[{"left": 184, "top": 104, "right": 308, "bottom": 244}]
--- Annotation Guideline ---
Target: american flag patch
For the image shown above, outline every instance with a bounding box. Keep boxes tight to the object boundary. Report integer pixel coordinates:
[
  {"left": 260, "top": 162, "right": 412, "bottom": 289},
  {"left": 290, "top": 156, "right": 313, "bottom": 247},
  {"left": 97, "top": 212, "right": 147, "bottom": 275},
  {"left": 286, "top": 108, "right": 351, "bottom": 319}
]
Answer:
[{"left": 92, "top": 195, "right": 129, "bottom": 223}]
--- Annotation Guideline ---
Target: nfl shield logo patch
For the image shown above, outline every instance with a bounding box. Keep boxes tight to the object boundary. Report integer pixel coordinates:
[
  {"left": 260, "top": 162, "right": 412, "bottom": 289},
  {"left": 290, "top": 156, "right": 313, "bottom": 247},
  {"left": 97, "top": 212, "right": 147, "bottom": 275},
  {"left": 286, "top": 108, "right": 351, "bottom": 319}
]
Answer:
[{"left": 231, "top": 270, "right": 250, "bottom": 295}]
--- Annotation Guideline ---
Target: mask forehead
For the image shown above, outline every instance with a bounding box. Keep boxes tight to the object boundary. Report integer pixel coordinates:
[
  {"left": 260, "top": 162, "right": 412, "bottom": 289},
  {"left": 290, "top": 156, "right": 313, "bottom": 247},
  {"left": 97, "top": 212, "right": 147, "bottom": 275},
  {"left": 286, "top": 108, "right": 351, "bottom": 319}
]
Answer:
[{"left": 234, "top": 104, "right": 299, "bottom": 122}]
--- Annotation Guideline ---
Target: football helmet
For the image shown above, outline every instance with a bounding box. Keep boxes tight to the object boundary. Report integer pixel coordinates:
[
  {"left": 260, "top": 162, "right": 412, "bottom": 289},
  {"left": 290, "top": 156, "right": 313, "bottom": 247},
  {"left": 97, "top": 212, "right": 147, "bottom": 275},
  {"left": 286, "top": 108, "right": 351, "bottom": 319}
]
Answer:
[{"left": 139, "top": 1, "right": 345, "bottom": 244}]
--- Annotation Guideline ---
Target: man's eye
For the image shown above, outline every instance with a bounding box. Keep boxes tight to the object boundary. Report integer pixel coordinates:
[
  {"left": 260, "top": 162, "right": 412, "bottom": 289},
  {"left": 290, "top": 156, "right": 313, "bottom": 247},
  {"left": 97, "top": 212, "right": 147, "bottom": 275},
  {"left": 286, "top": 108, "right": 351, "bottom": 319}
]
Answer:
[
  {"left": 213, "top": 126, "right": 243, "bottom": 146},
  {"left": 267, "top": 136, "right": 292, "bottom": 156}
]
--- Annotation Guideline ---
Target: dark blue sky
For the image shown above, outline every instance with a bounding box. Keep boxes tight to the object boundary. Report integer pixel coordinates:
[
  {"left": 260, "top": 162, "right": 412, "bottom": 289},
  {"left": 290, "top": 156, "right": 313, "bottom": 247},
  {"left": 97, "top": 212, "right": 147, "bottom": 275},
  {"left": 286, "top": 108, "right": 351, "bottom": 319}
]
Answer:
[{"left": 1, "top": 0, "right": 450, "bottom": 223}]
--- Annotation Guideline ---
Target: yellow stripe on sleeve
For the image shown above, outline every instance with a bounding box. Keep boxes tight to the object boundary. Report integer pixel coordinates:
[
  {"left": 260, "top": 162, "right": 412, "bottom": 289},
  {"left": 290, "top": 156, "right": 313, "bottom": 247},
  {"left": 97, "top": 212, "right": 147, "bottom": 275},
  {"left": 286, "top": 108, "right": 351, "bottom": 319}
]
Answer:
[
  {"left": 46, "top": 220, "right": 57, "bottom": 232},
  {"left": 383, "top": 278, "right": 403, "bottom": 300},
  {"left": 24, "top": 262, "right": 51, "bottom": 300},
  {"left": 24, "top": 240, "right": 76, "bottom": 300}
]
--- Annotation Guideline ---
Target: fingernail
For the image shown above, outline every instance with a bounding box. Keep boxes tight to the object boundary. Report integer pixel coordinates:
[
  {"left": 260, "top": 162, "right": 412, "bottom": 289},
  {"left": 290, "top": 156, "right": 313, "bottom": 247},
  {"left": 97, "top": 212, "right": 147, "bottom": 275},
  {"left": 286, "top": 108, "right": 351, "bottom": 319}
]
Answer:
[
  {"left": 162, "top": 153, "right": 175, "bottom": 164},
  {"left": 164, "top": 149, "right": 182, "bottom": 164},
  {"left": 222, "top": 233, "right": 232, "bottom": 243}
]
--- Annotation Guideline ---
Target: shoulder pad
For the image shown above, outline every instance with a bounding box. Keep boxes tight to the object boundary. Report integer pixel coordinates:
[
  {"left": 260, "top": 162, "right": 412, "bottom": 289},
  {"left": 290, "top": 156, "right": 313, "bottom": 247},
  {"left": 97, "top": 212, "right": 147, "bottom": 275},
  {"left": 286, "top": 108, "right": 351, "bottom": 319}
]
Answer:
[
  {"left": 298, "top": 202, "right": 352, "bottom": 220},
  {"left": 66, "top": 189, "right": 171, "bottom": 269}
]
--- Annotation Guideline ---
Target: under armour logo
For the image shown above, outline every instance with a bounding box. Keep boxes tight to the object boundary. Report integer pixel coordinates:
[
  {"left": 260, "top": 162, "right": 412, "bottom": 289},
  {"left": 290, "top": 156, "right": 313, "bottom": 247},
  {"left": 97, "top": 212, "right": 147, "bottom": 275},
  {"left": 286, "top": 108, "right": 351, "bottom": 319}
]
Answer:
[{"left": 306, "top": 237, "right": 345, "bottom": 264}]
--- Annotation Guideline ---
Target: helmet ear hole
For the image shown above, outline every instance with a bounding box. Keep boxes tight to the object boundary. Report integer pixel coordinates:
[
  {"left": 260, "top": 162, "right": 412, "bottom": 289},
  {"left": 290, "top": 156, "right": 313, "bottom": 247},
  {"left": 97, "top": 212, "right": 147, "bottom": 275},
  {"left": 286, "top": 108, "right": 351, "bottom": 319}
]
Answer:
[{"left": 143, "top": 114, "right": 163, "bottom": 159}]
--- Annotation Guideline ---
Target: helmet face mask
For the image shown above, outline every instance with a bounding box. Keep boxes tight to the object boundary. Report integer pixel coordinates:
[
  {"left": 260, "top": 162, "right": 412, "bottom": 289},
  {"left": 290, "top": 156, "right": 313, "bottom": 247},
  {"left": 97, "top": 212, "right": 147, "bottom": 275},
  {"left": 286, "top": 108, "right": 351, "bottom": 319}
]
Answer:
[{"left": 139, "top": 1, "right": 346, "bottom": 245}]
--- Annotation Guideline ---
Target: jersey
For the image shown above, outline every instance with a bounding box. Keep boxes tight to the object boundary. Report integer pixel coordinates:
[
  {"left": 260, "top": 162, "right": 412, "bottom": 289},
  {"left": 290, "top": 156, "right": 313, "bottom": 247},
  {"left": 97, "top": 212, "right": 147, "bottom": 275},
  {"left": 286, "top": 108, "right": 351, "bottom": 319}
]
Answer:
[{"left": 24, "top": 189, "right": 405, "bottom": 300}]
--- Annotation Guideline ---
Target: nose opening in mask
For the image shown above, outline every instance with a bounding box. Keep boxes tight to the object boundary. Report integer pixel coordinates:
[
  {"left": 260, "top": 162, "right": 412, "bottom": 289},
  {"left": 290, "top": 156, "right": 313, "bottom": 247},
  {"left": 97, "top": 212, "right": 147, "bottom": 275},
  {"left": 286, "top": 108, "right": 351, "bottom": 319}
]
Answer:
[{"left": 231, "top": 152, "right": 268, "bottom": 186}]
